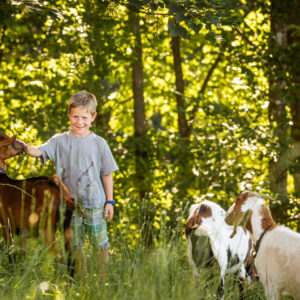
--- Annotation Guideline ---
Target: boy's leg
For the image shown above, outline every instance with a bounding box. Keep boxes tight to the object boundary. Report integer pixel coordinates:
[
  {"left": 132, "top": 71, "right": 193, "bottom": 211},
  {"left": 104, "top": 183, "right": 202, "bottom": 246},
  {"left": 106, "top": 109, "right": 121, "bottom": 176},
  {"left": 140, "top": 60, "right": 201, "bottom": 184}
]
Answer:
[
  {"left": 87, "top": 208, "right": 110, "bottom": 280},
  {"left": 72, "top": 211, "right": 87, "bottom": 277}
]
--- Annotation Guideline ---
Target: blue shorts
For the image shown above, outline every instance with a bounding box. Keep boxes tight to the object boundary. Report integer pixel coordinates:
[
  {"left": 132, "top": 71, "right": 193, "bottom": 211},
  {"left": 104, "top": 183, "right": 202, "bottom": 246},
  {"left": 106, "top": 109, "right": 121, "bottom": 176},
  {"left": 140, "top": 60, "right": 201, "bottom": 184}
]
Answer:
[{"left": 72, "top": 208, "right": 110, "bottom": 250}]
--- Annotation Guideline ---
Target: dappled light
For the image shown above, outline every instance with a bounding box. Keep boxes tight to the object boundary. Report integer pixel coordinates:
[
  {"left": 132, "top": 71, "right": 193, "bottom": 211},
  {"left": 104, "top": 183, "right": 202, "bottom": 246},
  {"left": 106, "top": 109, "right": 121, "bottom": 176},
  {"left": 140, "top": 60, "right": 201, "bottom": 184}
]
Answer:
[{"left": 0, "top": 0, "right": 299, "bottom": 299}]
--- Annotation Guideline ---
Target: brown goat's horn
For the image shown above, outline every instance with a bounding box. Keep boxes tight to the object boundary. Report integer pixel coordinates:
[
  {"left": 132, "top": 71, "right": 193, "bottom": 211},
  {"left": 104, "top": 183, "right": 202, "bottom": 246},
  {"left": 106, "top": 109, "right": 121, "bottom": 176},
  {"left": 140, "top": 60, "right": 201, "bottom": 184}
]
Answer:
[{"left": 246, "top": 191, "right": 274, "bottom": 201}]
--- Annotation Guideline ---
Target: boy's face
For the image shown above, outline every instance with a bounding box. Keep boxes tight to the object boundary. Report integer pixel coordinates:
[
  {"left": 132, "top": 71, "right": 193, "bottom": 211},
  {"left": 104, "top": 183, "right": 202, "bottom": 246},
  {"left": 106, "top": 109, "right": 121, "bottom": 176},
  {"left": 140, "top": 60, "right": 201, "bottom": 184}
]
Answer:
[{"left": 68, "top": 106, "right": 97, "bottom": 137}]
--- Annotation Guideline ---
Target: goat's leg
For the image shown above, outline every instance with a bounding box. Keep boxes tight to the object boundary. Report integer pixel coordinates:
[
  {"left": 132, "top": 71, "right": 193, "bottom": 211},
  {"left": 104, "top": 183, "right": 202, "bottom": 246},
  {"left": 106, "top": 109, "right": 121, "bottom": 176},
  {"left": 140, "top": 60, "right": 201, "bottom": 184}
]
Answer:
[
  {"left": 217, "top": 277, "right": 225, "bottom": 300},
  {"left": 64, "top": 221, "right": 74, "bottom": 277},
  {"left": 187, "top": 237, "right": 199, "bottom": 278},
  {"left": 238, "top": 278, "right": 245, "bottom": 300},
  {"left": 217, "top": 266, "right": 226, "bottom": 300},
  {"left": 237, "top": 265, "right": 247, "bottom": 300},
  {"left": 215, "top": 248, "right": 227, "bottom": 300}
]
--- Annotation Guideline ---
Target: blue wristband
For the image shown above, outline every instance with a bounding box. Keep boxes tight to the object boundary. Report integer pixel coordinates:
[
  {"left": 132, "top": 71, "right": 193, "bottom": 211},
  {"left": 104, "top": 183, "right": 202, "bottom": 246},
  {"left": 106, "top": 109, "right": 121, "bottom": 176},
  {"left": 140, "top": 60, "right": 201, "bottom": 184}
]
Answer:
[{"left": 105, "top": 200, "right": 115, "bottom": 206}]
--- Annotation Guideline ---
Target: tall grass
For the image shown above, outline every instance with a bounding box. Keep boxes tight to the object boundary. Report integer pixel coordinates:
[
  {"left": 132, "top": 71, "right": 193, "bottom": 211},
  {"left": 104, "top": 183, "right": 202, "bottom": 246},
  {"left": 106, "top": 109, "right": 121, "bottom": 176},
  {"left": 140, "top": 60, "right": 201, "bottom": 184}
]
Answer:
[{"left": 0, "top": 230, "right": 266, "bottom": 300}]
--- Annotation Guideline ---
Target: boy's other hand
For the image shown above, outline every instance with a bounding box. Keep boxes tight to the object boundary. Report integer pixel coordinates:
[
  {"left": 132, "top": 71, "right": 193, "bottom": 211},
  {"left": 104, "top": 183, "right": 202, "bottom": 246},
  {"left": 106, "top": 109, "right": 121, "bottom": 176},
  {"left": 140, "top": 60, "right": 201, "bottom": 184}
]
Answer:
[{"left": 104, "top": 204, "right": 114, "bottom": 223}]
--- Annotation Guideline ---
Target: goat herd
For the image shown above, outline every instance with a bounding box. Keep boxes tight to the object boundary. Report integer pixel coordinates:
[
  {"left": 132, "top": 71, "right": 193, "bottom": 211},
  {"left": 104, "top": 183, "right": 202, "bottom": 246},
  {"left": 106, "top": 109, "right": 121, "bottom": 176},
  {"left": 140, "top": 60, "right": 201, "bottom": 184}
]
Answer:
[
  {"left": 185, "top": 194, "right": 300, "bottom": 300},
  {"left": 0, "top": 131, "right": 300, "bottom": 300}
]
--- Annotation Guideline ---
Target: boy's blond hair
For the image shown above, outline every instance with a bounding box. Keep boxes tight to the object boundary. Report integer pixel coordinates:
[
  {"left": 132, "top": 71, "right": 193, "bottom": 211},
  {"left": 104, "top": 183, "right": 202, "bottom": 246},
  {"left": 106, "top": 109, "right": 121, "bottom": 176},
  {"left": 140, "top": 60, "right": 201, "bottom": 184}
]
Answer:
[{"left": 68, "top": 90, "right": 97, "bottom": 114}]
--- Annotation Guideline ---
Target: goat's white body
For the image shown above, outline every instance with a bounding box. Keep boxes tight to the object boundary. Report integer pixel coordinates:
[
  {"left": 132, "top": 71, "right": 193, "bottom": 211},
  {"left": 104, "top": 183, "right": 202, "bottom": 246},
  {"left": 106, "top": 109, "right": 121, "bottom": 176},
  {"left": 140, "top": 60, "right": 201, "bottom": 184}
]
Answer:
[
  {"left": 193, "top": 206, "right": 250, "bottom": 280},
  {"left": 229, "top": 193, "right": 300, "bottom": 300},
  {"left": 187, "top": 200, "right": 253, "bottom": 300}
]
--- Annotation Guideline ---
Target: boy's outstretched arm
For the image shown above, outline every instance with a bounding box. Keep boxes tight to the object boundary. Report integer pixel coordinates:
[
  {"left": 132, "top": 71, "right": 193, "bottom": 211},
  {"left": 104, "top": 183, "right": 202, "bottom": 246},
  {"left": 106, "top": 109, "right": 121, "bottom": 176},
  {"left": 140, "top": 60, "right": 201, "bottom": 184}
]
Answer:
[
  {"left": 18, "top": 140, "right": 42, "bottom": 157},
  {"left": 102, "top": 173, "right": 114, "bottom": 223}
]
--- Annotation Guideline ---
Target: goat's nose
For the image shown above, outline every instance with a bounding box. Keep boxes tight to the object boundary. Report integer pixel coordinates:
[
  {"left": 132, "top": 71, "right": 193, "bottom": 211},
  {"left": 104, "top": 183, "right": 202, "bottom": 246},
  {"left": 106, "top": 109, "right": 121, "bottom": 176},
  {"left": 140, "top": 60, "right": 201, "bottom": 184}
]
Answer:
[{"left": 15, "top": 140, "right": 25, "bottom": 152}]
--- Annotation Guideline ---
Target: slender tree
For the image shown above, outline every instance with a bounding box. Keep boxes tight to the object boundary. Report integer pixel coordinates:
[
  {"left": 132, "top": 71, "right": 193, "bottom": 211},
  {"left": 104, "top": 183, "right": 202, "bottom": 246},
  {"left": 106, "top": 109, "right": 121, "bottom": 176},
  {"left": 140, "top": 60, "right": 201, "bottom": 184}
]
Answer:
[
  {"left": 171, "top": 34, "right": 189, "bottom": 138},
  {"left": 129, "top": 9, "right": 147, "bottom": 197},
  {"left": 129, "top": 8, "right": 154, "bottom": 246}
]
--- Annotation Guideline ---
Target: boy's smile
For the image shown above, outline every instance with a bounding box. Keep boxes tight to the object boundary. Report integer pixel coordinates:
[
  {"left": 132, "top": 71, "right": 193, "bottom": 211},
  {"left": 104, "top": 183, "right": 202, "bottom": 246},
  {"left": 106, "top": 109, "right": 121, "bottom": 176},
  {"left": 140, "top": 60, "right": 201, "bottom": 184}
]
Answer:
[{"left": 68, "top": 106, "right": 97, "bottom": 137}]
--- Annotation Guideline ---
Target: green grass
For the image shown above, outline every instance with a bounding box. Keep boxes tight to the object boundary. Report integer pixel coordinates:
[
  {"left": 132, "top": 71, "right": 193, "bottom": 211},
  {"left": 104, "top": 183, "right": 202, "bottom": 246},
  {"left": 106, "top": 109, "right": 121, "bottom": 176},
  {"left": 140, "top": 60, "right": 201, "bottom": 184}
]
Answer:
[{"left": 0, "top": 233, "right": 267, "bottom": 300}]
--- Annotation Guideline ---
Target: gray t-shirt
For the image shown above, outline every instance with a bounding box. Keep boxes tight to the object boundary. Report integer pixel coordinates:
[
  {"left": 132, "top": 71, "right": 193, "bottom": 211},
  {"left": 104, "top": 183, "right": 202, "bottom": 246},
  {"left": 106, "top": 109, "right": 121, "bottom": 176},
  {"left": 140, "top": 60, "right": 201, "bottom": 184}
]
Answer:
[{"left": 39, "top": 131, "right": 118, "bottom": 209}]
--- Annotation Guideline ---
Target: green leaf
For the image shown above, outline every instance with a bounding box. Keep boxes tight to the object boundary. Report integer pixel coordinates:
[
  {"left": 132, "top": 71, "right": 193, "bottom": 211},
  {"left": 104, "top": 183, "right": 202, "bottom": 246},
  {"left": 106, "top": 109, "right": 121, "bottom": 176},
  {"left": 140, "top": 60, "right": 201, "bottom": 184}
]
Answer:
[
  {"left": 205, "top": 12, "right": 220, "bottom": 26},
  {"left": 168, "top": 18, "right": 187, "bottom": 38},
  {"left": 167, "top": 1, "right": 180, "bottom": 15},
  {"left": 187, "top": 21, "right": 202, "bottom": 33}
]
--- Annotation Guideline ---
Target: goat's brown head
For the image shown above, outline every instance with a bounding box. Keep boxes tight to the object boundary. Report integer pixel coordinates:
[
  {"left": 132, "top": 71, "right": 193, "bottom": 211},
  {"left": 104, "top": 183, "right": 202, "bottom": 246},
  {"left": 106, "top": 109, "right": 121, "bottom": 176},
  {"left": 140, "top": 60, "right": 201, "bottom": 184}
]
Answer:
[
  {"left": 226, "top": 191, "right": 277, "bottom": 239},
  {"left": 185, "top": 203, "right": 212, "bottom": 237},
  {"left": 0, "top": 131, "right": 24, "bottom": 169},
  {"left": 225, "top": 192, "right": 253, "bottom": 238}
]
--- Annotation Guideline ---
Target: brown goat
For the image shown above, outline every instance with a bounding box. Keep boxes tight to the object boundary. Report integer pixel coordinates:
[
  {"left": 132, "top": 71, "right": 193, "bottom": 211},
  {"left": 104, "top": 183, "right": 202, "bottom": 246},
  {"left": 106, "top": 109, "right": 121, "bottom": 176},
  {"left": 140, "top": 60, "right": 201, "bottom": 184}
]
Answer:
[{"left": 0, "top": 131, "right": 74, "bottom": 253}]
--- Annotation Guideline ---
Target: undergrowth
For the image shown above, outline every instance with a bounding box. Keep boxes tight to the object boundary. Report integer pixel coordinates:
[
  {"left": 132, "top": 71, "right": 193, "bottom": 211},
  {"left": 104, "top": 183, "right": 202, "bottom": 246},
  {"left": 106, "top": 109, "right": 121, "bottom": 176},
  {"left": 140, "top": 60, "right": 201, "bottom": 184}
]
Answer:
[{"left": 0, "top": 233, "right": 266, "bottom": 300}]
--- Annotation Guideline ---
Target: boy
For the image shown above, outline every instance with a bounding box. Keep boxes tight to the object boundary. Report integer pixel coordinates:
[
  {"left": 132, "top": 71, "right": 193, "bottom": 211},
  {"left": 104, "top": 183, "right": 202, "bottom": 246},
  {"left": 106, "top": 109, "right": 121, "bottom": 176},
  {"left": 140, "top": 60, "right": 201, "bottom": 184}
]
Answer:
[{"left": 21, "top": 90, "right": 118, "bottom": 278}]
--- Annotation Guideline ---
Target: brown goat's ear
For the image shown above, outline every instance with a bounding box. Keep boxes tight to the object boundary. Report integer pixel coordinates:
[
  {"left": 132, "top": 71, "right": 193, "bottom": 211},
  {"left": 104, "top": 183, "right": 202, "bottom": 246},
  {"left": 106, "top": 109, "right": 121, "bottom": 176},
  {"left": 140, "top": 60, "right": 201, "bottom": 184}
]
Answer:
[
  {"left": 0, "top": 135, "right": 16, "bottom": 147},
  {"left": 0, "top": 131, "right": 9, "bottom": 139}
]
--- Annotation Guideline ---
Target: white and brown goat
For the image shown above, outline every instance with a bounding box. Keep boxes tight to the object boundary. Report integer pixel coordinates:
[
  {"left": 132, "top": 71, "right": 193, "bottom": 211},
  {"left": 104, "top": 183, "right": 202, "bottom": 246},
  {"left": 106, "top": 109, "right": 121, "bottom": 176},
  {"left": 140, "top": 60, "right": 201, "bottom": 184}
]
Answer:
[
  {"left": 185, "top": 200, "right": 256, "bottom": 299},
  {"left": 226, "top": 191, "right": 300, "bottom": 300}
]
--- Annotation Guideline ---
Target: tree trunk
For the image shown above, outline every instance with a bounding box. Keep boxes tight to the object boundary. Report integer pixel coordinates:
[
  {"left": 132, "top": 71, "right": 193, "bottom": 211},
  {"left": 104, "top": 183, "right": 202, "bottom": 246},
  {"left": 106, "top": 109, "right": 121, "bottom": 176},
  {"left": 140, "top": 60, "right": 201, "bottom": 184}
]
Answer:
[
  {"left": 287, "top": 2, "right": 300, "bottom": 195},
  {"left": 129, "top": 9, "right": 153, "bottom": 247},
  {"left": 169, "top": 35, "right": 193, "bottom": 222},
  {"left": 129, "top": 9, "right": 147, "bottom": 196},
  {"left": 170, "top": 35, "right": 190, "bottom": 138},
  {"left": 268, "top": 0, "right": 290, "bottom": 221}
]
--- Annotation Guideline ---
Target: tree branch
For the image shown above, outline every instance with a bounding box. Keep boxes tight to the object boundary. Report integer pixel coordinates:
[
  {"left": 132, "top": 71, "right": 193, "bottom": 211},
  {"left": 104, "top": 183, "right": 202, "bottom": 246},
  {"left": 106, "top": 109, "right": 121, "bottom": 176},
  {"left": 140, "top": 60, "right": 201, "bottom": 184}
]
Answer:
[
  {"left": 233, "top": 27, "right": 256, "bottom": 48},
  {"left": 188, "top": 41, "right": 227, "bottom": 132}
]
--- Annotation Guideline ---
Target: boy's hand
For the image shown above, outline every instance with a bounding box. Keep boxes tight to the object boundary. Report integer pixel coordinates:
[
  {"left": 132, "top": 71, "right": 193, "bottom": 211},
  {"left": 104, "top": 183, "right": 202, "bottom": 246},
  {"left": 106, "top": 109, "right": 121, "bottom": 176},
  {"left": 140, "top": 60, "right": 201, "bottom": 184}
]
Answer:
[
  {"left": 17, "top": 139, "right": 29, "bottom": 153},
  {"left": 104, "top": 204, "right": 114, "bottom": 223},
  {"left": 17, "top": 140, "right": 42, "bottom": 157}
]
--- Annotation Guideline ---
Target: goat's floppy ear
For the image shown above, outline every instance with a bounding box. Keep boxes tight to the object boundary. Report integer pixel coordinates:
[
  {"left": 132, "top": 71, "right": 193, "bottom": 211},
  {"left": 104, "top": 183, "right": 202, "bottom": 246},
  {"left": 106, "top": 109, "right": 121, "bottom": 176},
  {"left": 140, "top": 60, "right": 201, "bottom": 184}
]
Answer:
[
  {"left": 0, "top": 135, "right": 16, "bottom": 147},
  {"left": 230, "top": 226, "right": 237, "bottom": 238}
]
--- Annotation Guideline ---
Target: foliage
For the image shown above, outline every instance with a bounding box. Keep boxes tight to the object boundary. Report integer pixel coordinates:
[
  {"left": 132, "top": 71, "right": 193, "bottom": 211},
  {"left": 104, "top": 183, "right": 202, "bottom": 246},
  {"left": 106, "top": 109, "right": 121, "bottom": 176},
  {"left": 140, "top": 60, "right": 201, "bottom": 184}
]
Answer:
[
  {"left": 0, "top": 0, "right": 299, "bottom": 253},
  {"left": 0, "top": 0, "right": 299, "bottom": 298}
]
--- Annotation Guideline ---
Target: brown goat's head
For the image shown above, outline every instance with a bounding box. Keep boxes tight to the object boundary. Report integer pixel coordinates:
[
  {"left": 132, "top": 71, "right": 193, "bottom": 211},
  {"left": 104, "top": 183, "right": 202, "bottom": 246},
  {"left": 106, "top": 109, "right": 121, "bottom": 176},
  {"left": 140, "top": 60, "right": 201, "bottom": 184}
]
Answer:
[{"left": 0, "top": 131, "right": 24, "bottom": 169}]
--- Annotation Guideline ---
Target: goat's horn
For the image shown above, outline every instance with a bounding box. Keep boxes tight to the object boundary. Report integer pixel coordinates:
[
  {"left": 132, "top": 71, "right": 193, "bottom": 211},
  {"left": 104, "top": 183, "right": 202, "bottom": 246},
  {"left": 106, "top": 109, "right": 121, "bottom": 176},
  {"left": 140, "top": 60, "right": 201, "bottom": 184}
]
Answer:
[{"left": 247, "top": 192, "right": 274, "bottom": 201}]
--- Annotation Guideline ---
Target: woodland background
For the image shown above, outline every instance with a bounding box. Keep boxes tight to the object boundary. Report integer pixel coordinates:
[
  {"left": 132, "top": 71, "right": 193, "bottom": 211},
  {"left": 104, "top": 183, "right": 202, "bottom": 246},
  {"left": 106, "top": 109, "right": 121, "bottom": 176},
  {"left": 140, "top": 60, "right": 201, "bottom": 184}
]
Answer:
[{"left": 1, "top": 0, "right": 299, "bottom": 251}]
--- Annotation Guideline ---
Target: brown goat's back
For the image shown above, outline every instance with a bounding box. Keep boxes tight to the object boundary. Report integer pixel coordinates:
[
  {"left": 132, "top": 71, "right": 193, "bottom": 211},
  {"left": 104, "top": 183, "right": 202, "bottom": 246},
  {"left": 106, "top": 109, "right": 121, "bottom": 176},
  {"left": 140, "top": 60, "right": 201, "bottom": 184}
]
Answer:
[{"left": 0, "top": 173, "right": 74, "bottom": 245}]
